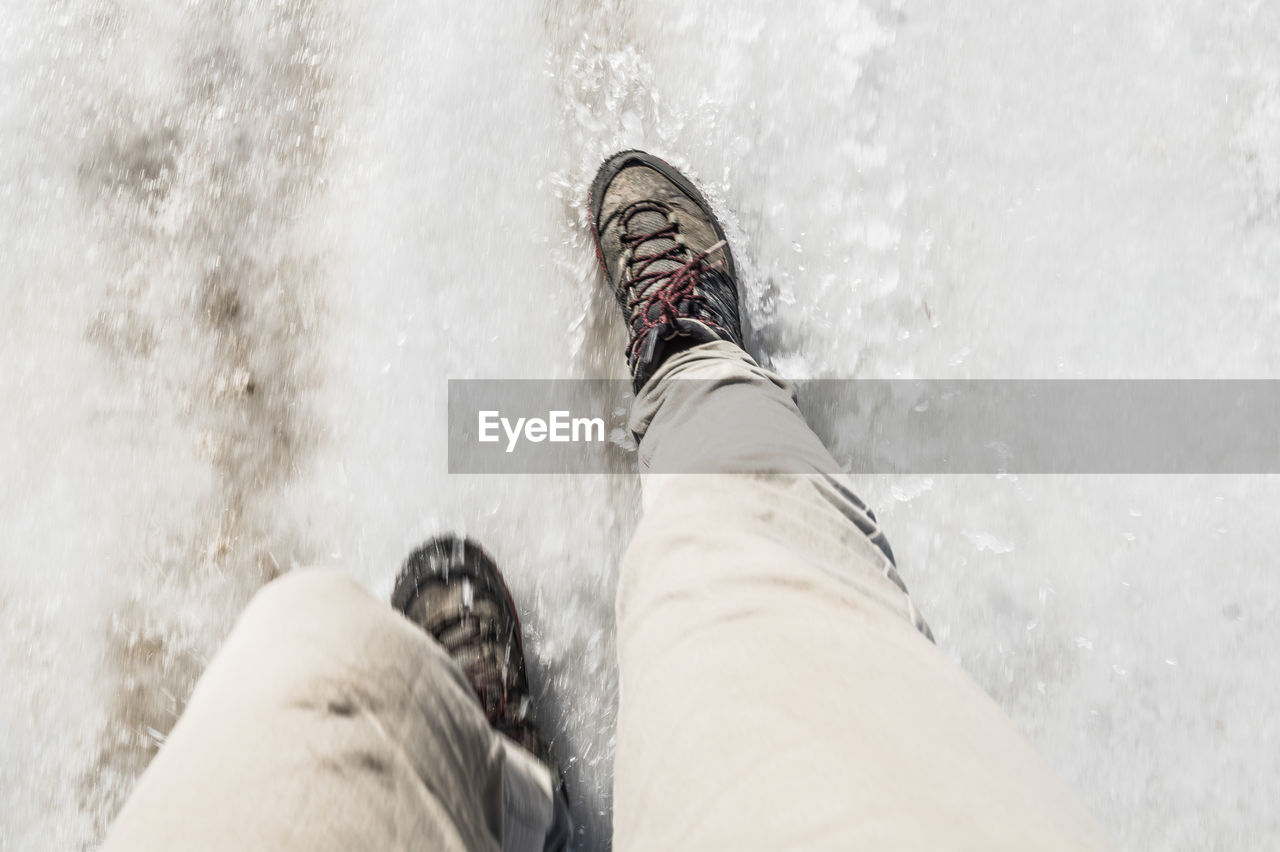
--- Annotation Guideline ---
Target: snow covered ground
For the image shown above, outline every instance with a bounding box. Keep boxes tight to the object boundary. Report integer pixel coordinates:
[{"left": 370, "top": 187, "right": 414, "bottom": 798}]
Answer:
[{"left": 3, "top": 0, "right": 1278, "bottom": 849}]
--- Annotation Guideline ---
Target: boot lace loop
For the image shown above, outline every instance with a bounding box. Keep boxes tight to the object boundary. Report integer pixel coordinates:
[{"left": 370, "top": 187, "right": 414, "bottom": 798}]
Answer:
[{"left": 619, "top": 201, "right": 726, "bottom": 362}]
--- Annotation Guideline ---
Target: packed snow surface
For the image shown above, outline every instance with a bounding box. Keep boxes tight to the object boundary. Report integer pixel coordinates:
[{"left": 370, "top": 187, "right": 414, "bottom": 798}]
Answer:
[{"left": 3, "top": 1, "right": 1278, "bottom": 849}]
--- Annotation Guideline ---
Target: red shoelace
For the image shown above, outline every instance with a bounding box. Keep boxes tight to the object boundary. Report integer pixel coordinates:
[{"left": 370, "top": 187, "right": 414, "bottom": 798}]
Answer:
[{"left": 619, "top": 201, "right": 726, "bottom": 362}]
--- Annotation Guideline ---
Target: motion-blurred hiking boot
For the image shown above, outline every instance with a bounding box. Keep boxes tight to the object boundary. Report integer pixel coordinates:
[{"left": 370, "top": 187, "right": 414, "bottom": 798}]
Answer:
[
  {"left": 392, "top": 536, "right": 573, "bottom": 849},
  {"left": 391, "top": 536, "right": 552, "bottom": 764},
  {"left": 590, "top": 150, "right": 744, "bottom": 391}
]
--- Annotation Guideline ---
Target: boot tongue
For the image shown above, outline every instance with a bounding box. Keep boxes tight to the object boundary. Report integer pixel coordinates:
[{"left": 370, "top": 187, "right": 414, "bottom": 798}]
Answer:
[{"left": 625, "top": 208, "right": 686, "bottom": 298}]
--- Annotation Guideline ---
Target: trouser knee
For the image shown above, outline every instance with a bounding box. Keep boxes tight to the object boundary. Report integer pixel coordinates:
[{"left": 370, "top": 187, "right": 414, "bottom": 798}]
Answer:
[{"left": 237, "top": 568, "right": 371, "bottom": 636}]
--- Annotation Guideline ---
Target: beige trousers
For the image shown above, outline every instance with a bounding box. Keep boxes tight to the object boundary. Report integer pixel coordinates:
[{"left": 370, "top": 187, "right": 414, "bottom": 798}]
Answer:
[
  {"left": 615, "top": 341, "right": 1112, "bottom": 850},
  {"left": 102, "top": 571, "right": 556, "bottom": 852},
  {"left": 104, "top": 341, "right": 1112, "bottom": 851}
]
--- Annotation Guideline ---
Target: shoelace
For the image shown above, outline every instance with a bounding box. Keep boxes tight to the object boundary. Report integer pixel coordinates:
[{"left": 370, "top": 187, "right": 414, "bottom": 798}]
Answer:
[
  {"left": 619, "top": 201, "right": 726, "bottom": 362},
  {"left": 415, "top": 582, "right": 544, "bottom": 759},
  {"left": 429, "top": 601, "right": 521, "bottom": 726}
]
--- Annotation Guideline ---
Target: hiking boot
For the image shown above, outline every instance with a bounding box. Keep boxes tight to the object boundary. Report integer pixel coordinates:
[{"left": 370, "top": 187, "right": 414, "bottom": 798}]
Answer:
[
  {"left": 589, "top": 150, "right": 744, "bottom": 391},
  {"left": 391, "top": 536, "right": 551, "bottom": 764}
]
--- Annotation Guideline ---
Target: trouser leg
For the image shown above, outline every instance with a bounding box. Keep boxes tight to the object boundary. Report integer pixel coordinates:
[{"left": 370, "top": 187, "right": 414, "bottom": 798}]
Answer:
[
  {"left": 612, "top": 341, "right": 1112, "bottom": 851},
  {"left": 103, "top": 570, "right": 555, "bottom": 852}
]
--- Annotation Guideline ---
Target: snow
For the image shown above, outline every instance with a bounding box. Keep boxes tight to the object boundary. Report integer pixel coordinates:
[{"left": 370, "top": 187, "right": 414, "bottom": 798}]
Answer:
[{"left": 2, "top": 1, "right": 1278, "bottom": 849}]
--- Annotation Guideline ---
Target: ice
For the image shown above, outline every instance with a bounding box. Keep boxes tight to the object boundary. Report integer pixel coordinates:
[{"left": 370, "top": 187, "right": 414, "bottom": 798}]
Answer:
[
  {"left": 964, "top": 531, "right": 1016, "bottom": 555},
  {"left": 3, "top": 1, "right": 1280, "bottom": 850}
]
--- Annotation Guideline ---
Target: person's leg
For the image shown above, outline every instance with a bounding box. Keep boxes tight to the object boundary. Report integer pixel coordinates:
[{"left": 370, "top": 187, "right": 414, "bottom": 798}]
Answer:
[
  {"left": 102, "top": 569, "right": 556, "bottom": 852},
  {"left": 587, "top": 150, "right": 1111, "bottom": 851},
  {"left": 613, "top": 342, "right": 1112, "bottom": 850}
]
